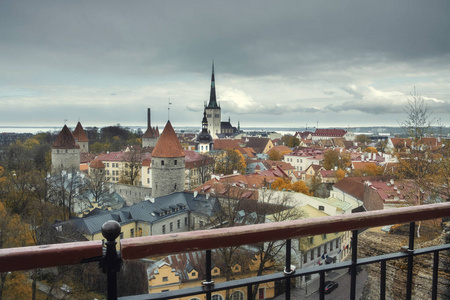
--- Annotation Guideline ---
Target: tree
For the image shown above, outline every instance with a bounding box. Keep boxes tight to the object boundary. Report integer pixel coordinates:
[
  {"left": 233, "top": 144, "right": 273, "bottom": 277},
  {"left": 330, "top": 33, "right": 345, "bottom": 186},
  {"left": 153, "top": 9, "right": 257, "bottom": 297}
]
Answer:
[
  {"left": 292, "top": 180, "right": 311, "bottom": 195},
  {"left": 268, "top": 149, "right": 283, "bottom": 161},
  {"left": 215, "top": 149, "right": 246, "bottom": 175},
  {"left": 121, "top": 146, "right": 142, "bottom": 186},
  {"left": 270, "top": 178, "right": 292, "bottom": 191},
  {"left": 365, "top": 146, "right": 378, "bottom": 153},
  {"left": 355, "top": 134, "right": 371, "bottom": 144},
  {"left": 333, "top": 169, "right": 346, "bottom": 181},
  {"left": 396, "top": 89, "right": 446, "bottom": 237},
  {"left": 281, "top": 135, "right": 300, "bottom": 148},
  {"left": 400, "top": 89, "right": 435, "bottom": 140},
  {"left": 323, "top": 149, "right": 351, "bottom": 170},
  {"left": 0, "top": 202, "right": 33, "bottom": 299}
]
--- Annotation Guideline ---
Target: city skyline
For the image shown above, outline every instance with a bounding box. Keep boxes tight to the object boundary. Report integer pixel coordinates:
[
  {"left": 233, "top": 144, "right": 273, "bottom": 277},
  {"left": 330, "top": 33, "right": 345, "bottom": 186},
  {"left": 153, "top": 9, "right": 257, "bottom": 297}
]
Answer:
[{"left": 1, "top": 1, "right": 450, "bottom": 129}]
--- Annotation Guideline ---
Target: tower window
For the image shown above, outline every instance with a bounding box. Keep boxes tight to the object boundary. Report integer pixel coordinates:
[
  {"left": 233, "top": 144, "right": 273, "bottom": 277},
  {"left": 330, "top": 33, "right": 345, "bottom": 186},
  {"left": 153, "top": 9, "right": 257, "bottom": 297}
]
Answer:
[
  {"left": 174, "top": 160, "right": 177, "bottom": 165},
  {"left": 161, "top": 160, "right": 164, "bottom": 166}
]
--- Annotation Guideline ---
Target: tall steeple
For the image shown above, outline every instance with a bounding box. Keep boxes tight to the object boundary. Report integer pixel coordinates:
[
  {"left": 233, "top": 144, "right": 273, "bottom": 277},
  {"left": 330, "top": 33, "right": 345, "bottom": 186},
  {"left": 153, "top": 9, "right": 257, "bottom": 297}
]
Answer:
[{"left": 206, "top": 61, "right": 219, "bottom": 108}]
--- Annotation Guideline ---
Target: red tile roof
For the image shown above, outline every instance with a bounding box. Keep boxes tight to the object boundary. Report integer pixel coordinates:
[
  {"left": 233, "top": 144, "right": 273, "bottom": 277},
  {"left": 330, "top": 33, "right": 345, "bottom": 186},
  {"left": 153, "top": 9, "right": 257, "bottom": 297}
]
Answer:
[
  {"left": 52, "top": 125, "right": 80, "bottom": 149},
  {"left": 213, "top": 139, "right": 245, "bottom": 154},
  {"left": 90, "top": 158, "right": 105, "bottom": 169},
  {"left": 313, "top": 129, "right": 347, "bottom": 137},
  {"left": 72, "top": 122, "right": 89, "bottom": 142},
  {"left": 143, "top": 126, "right": 159, "bottom": 138},
  {"left": 152, "top": 121, "right": 185, "bottom": 158}
]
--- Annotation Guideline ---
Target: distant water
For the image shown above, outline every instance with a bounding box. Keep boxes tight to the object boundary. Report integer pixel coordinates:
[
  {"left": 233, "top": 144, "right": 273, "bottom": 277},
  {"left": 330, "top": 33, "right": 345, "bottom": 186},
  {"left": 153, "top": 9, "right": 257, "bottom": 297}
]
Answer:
[
  {"left": 0, "top": 125, "right": 298, "bottom": 135},
  {"left": 0, "top": 126, "right": 62, "bottom": 134}
]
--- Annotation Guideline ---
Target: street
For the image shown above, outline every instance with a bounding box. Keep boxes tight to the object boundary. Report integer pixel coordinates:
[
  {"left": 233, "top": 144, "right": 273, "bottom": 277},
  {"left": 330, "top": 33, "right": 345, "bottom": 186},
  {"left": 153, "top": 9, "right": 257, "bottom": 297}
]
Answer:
[{"left": 274, "top": 268, "right": 368, "bottom": 300}]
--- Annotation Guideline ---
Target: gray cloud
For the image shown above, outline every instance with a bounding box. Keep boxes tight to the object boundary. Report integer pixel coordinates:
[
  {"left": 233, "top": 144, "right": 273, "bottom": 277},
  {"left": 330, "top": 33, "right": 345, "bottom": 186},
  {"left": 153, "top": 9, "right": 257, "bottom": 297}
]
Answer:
[{"left": 1, "top": 1, "right": 450, "bottom": 128}]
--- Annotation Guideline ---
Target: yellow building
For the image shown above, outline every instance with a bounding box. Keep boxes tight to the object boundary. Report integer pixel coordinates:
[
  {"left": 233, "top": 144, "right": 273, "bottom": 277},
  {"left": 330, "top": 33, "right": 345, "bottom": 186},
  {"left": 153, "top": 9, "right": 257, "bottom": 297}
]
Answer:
[{"left": 148, "top": 251, "right": 275, "bottom": 300}]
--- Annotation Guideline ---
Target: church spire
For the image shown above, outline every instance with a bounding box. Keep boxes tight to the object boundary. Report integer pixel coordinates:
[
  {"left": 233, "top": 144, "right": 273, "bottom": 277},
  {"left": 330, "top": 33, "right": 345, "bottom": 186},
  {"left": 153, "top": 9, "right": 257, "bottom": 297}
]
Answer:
[{"left": 207, "top": 60, "right": 219, "bottom": 108}]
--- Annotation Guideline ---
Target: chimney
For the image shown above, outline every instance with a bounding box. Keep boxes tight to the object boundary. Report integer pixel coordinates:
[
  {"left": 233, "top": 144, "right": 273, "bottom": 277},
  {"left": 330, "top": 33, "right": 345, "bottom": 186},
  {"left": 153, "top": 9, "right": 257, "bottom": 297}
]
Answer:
[{"left": 147, "top": 108, "right": 151, "bottom": 129}]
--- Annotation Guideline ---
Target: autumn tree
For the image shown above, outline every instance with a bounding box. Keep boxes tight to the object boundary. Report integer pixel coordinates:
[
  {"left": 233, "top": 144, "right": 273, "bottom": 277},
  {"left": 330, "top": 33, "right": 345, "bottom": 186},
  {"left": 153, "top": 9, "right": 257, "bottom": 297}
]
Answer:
[
  {"left": 215, "top": 149, "right": 246, "bottom": 175},
  {"left": 0, "top": 202, "right": 33, "bottom": 300},
  {"left": 323, "top": 149, "right": 351, "bottom": 170},
  {"left": 292, "top": 180, "right": 311, "bottom": 195},
  {"left": 268, "top": 149, "right": 283, "bottom": 161},
  {"left": 365, "top": 146, "right": 378, "bottom": 153},
  {"left": 270, "top": 178, "right": 292, "bottom": 191},
  {"left": 333, "top": 169, "right": 346, "bottom": 181}
]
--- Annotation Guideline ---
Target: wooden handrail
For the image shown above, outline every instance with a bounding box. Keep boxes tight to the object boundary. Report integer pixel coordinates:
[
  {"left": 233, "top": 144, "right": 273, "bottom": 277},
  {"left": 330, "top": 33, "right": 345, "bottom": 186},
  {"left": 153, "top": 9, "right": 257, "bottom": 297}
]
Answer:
[
  {"left": 120, "top": 202, "right": 450, "bottom": 260},
  {"left": 0, "top": 202, "right": 449, "bottom": 272}
]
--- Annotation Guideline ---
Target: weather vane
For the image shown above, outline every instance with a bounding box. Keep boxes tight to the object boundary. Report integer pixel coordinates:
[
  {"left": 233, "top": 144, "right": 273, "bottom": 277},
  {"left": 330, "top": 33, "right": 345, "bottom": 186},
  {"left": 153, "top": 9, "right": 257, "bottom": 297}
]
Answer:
[{"left": 168, "top": 99, "right": 172, "bottom": 121}]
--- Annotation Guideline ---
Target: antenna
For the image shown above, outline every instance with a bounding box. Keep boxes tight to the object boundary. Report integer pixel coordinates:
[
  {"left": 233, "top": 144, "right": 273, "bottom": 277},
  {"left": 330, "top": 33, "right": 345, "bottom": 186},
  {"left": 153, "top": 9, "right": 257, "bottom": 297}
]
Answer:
[
  {"left": 168, "top": 99, "right": 172, "bottom": 121},
  {"left": 64, "top": 119, "right": 67, "bottom": 125}
]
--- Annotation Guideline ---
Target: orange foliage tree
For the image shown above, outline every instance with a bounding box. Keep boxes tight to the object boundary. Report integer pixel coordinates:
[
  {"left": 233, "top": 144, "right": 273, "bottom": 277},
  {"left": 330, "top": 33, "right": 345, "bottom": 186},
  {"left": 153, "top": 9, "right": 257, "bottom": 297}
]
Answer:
[{"left": 292, "top": 180, "right": 311, "bottom": 195}]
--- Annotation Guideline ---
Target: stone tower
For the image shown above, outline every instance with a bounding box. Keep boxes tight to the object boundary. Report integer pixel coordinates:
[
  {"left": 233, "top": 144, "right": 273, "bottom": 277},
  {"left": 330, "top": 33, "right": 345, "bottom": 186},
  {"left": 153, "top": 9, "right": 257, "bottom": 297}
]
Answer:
[
  {"left": 51, "top": 125, "right": 80, "bottom": 174},
  {"left": 151, "top": 121, "right": 185, "bottom": 198},
  {"left": 205, "top": 61, "right": 221, "bottom": 139},
  {"left": 72, "top": 121, "right": 89, "bottom": 153},
  {"left": 196, "top": 109, "right": 214, "bottom": 153},
  {"left": 142, "top": 108, "right": 160, "bottom": 148}
]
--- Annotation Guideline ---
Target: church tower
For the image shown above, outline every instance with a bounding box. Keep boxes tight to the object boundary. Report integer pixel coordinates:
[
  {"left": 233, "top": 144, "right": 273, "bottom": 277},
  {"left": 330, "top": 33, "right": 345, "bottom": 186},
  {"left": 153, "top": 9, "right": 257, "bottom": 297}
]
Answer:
[
  {"left": 51, "top": 125, "right": 80, "bottom": 174},
  {"left": 205, "top": 61, "right": 221, "bottom": 139},
  {"left": 142, "top": 108, "right": 159, "bottom": 148},
  {"left": 151, "top": 121, "right": 185, "bottom": 198},
  {"left": 195, "top": 109, "right": 214, "bottom": 153},
  {"left": 72, "top": 121, "right": 89, "bottom": 153}
]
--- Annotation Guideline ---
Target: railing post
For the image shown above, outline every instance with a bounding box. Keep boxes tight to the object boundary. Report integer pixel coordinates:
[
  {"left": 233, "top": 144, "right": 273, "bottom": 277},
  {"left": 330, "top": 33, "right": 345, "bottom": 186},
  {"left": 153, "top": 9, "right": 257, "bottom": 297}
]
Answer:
[
  {"left": 100, "top": 220, "right": 122, "bottom": 300},
  {"left": 406, "top": 222, "right": 415, "bottom": 300},
  {"left": 284, "top": 239, "right": 293, "bottom": 300},
  {"left": 380, "top": 260, "right": 386, "bottom": 300},
  {"left": 350, "top": 229, "right": 358, "bottom": 300},
  {"left": 432, "top": 251, "right": 439, "bottom": 300},
  {"left": 202, "top": 249, "right": 214, "bottom": 300},
  {"left": 319, "top": 271, "right": 325, "bottom": 300}
]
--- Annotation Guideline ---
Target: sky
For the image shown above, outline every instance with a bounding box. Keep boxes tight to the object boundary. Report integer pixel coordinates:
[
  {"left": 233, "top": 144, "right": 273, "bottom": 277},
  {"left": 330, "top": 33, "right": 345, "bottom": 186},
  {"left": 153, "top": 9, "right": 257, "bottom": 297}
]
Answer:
[{"left": 1, "top": 1, "right": 450, "bottom": 130}]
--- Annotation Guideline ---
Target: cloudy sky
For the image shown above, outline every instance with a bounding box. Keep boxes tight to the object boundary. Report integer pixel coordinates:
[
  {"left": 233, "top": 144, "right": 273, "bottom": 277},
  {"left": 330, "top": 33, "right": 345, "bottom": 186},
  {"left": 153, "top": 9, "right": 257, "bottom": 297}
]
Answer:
[{"left": 1, "top": 1, "right": 449, "bottom": 130}]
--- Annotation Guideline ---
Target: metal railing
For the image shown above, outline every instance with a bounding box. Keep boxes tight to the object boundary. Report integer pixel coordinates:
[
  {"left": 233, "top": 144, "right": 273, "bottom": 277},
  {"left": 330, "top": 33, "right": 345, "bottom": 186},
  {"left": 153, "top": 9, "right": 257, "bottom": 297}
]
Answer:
[{"left": 1, "top": 202, "right": 449, "bottom": 300}]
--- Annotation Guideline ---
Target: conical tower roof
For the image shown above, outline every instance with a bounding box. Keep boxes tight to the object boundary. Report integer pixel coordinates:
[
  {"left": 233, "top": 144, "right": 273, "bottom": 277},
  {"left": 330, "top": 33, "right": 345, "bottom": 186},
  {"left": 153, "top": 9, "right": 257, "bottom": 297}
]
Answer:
[
  {"left": 90, "top": 158, "right": 105, "bottom": 169},
  {"left": 52, "top": 125, "right": 80, "bottom": 149},
  {"left": 151, "top": 121, "right": 185, "bottom": 158},
  {"left": 206, "top": 61, "right": 219, "bottom": 109},
  {"left": 72, "top": 122, "right": 89, "bottom": 142}
]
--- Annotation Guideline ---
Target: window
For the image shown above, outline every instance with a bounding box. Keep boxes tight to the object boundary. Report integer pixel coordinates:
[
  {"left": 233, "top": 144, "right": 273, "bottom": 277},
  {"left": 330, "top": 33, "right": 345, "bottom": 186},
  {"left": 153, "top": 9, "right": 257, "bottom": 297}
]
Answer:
[
  {"left": 177, "top": 220, "right": 181, "bottom": 229},
  {"left": 303, "top": 252, "right": 307, "bottom": 263},
  {"left": 162, "top": 289, "right": 169, "bottom": 292},
  {"left": 199, "top": 221, "right": 204, "bottom": 228},
  {"left": 162, "top": 276, "right": 168, "bottom": 282},
  {"left": 212, "top": 295, "right": 223, "bottom": 300},
  {"left": 191, "top": 271, "right": 196, "bottom": 276},
  {"left": 130, "top": 229, "right": 134, "bottom": 238},
  {"left": 185, "top": 217, "right": 188, "bottom": 226},
  {"left": 318, "top": 246, "right": 321, "bottom": 257},
  {"left": 161, "top": 160, "right": 164, "bottom": 166},
  {"left": 138, "top": 227, "right": 143, "bottom": 237},
  {"left": 322, "top": 234, "right": 327, "bottom": 239},
  {"left": 120, "top": 232, "right": 123, "bottom": 239},
  {"left": 336, "top": 239, "right": 339, "bottom": 248},
  {"left": 309, "top": 237, "right": 314, "bottom": 244},
  {"left": 170, "top": 222, "right": 173, "bottom": 232},
  {"left": 174, "top": 160, "right": 177, "bottom": 165},
  {"left": 162, "top": 225, "right": 166, "bottom": 234},
  {"left": 319, "top": 205, "right": 325, "bottom": 211},
  {"left": 330, "top": 241, "right": 333, "bottom": 251},
  {"left": 230, "top": 291, "right": 244, "bottom": 300}
]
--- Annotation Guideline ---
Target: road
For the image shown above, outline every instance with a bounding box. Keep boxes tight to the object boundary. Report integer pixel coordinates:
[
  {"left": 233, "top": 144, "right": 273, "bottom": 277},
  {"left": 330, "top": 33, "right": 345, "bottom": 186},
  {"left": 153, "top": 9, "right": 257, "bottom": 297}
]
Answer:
[{"left": 274, "top": 268, "right": 368, "bottom": 300}]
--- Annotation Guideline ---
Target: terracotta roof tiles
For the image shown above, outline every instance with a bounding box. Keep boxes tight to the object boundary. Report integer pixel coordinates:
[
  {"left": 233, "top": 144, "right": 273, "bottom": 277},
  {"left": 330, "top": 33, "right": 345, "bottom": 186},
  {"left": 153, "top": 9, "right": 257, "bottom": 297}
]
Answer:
[
  {"left": 151, "top": 121, "right": 185, "bottom": 158},
  {"left": 72, "top": 122, "right": 89, "bottom": 142},
  {"left": 52, "top": 125, "right": 80, "bottom": 149}
]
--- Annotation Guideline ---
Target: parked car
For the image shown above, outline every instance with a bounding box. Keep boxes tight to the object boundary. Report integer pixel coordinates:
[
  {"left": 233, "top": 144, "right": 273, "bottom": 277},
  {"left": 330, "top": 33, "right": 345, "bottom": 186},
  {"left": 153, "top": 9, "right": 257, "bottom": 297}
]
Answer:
[{"left": 324, "top": 281, "right": 338, "bottom": 294}]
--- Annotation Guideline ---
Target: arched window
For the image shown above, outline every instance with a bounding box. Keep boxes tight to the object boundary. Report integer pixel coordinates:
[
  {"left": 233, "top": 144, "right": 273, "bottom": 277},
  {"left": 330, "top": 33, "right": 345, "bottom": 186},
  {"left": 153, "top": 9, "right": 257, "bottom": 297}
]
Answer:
[
  {"left": 189, "top": 298, "right": 200, "bottom": 300},
  {"left": 230, "top": 291, "right": 244, "bottom": 300},
  {"left": 212, "top": 295, "right": 224, "bottom": 300}
]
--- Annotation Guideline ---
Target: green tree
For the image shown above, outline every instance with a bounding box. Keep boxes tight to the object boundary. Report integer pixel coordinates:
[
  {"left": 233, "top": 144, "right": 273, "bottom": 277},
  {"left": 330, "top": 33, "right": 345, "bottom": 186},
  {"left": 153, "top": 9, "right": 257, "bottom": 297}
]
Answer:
[
  {"left": 355, "top": 134, "right": 371, "bottom": 144},
  {"left": 268, "top": 149, "right": 283, "bottom": 161}
]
